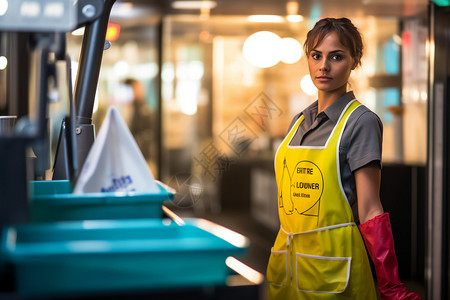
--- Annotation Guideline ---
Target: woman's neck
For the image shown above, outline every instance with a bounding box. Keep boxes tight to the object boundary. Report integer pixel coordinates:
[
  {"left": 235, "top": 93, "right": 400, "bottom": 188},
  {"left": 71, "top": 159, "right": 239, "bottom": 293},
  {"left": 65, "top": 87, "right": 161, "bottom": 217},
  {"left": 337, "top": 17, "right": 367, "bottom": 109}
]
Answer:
[{"left": 317, "top": 88, "right": 347, "bottom": 114}]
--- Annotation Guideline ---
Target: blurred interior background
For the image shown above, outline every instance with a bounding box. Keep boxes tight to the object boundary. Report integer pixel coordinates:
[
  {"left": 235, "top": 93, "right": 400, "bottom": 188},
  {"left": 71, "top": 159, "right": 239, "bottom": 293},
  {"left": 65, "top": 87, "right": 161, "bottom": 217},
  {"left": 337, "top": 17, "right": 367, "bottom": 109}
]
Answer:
[{"left": 2, "top": 0, "right": 448, "bottom": 298}]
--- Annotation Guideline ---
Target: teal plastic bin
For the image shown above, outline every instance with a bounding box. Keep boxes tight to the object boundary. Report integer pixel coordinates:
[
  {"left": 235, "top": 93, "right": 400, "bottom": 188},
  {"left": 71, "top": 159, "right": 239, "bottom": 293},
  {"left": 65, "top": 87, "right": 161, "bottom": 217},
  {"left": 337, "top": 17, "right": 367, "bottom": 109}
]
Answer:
[
  {"left": 1, "top": 218, "right": 249, "bottom": 296},
  {"left": 29, "top": 180, "right": 174, "bottom": 222}
]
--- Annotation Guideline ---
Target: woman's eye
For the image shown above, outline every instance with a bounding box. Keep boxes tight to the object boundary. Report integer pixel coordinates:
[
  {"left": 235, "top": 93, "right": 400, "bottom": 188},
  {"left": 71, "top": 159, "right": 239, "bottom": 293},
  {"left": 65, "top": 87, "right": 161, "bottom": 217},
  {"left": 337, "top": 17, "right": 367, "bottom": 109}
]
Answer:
[
  {"left": 331, "top": 55, "right": 342, "bottom": 61},
  {"left": 311, "top": 53, "right": 321, "bottom": 60}
]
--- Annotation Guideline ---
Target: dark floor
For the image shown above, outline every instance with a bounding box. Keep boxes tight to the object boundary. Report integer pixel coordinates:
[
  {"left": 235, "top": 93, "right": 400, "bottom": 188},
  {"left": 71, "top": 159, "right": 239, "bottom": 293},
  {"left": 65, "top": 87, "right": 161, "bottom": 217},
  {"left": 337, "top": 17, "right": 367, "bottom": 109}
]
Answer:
[
  {"left": 173, "top": 209, "right": 274, "bottom": 300},
  {"left": 174, "top": 208, "right": 427, "bottom": 300}
]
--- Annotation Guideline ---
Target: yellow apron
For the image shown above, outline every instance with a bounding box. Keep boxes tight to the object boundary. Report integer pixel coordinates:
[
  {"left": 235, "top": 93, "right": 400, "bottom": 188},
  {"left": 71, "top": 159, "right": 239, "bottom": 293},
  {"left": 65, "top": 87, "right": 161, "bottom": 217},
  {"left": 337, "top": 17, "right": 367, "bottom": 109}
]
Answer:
[{"left": 267, "top": 100, "right": 377, "bottom": 299}]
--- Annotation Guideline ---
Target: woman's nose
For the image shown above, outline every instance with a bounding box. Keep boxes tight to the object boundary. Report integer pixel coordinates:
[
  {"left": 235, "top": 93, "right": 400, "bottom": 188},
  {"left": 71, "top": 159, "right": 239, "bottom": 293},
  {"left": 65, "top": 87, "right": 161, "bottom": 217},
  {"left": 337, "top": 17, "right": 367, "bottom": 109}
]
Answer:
[{"left": 319, "top": 59, "right": 330, "bottom": 72}]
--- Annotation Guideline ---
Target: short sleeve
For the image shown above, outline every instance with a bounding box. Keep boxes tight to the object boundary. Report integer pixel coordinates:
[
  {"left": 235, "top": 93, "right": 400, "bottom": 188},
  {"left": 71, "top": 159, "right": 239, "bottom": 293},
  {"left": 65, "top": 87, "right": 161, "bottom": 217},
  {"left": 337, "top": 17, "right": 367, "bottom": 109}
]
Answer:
[{"left": 347, "top": 110, "right": 383, "bottom": 172}]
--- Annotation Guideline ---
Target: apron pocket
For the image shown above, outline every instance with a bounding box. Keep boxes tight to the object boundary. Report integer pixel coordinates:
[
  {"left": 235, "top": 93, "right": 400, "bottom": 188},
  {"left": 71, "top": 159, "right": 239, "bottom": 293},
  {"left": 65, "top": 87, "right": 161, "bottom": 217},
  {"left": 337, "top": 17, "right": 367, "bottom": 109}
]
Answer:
[
  {"left": 296, "top": 252, "right": 351, "bottom": 293},
  {"left": 266, "top": 248, "right": 288, "bottom": 286}
]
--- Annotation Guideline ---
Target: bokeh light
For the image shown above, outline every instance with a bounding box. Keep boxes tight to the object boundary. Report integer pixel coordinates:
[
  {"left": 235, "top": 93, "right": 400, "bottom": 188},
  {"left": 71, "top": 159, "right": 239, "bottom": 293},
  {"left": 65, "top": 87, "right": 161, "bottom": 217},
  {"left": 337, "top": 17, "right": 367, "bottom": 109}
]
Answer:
[
  {"left": 300, "top": 74, "right": 317, "bottom": 96},
  {"left": 280, "top": 38, "right": 302, "bottom": 64},
  {"left": 243, "top": 31, "right": 281, "bottom": 68},
  {"left": 0, "top": 56, "right": 8, "bottom": 70}
]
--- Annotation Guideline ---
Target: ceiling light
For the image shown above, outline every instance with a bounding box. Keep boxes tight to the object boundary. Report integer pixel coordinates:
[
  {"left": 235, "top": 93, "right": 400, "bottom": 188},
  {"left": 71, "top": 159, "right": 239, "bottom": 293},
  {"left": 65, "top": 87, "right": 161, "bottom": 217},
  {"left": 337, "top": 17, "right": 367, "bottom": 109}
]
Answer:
[
  {"left": 286, "top": 1, "right": 299, "bottom": 15},
  {"left": 248, "top": 15, "right": 284, "bottom": 23},
  {"left": 171, "top": 1, "right": 217, "bottom": 10},
  {"left": 285, "top": 1, "right": 303, "bottom": 23},
  {"left": 286, "top": 14, "right": 303, "bottom": 22}
]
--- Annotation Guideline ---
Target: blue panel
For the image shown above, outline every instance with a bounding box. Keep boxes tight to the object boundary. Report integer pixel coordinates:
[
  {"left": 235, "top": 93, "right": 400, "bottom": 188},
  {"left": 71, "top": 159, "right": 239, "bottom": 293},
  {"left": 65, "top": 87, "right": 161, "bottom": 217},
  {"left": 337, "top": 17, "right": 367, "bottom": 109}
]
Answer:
[
  {"left": 382, "top": 88, "right": 400, "bottom": 124},
  {"left": 383, "top": 39, "right": 400, "bottom": 75}
]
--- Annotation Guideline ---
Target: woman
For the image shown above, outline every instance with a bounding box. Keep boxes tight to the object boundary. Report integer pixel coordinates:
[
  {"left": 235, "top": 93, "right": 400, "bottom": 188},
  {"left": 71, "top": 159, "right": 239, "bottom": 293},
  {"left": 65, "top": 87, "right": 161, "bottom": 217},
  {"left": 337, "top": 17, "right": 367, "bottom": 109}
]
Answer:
[{"left": 266, "top": 17, "right": 421, "bottom": 299}]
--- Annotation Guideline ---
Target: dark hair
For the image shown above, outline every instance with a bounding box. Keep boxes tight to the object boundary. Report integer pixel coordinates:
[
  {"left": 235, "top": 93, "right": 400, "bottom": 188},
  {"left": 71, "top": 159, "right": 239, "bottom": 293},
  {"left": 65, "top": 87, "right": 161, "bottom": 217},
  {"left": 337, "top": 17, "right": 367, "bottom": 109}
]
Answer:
[
  {"left": 304, "top": 17, "right": 363, "bottom": 67},
  {"left": 123, "top": 78, "right": 139, "bottom": 86}
]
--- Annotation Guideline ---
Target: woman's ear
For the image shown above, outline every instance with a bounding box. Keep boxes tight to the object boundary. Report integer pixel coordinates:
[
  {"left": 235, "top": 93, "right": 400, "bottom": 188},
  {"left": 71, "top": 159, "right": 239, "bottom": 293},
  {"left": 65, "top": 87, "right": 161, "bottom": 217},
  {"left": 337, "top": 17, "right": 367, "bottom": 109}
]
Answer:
[{"left": 351, "top": 56, "right": 361, "bottom": 70}]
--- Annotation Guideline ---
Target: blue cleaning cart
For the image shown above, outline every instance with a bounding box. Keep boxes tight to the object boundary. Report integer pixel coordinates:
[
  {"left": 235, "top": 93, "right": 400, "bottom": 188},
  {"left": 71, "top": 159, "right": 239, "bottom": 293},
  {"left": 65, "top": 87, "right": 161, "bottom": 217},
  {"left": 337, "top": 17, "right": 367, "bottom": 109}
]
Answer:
[
  {"left": 1, "top": 218, "right": 249, "bottom": 296},
  {"left": 28, "top": 180, "right": 174, "bottom": 222}
]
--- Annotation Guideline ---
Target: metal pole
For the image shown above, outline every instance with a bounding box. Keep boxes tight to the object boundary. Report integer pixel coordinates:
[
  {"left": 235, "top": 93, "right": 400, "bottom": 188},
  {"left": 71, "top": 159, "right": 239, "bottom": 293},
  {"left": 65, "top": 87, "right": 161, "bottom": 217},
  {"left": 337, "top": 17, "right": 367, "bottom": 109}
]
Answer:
[
  {"left": 74, "top": 0, "right": 116, "bottom": 124},
  {"left": 68, "top": 0, "right": 116, "bottom": 175}
]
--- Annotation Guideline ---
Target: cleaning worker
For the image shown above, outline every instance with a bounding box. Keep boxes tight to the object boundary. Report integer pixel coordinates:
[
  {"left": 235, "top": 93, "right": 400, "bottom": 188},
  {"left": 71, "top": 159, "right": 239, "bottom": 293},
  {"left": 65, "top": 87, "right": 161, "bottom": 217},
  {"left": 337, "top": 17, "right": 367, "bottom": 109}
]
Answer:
[{"left": 266, "top": 17, "right": 422, "bottom": 300}]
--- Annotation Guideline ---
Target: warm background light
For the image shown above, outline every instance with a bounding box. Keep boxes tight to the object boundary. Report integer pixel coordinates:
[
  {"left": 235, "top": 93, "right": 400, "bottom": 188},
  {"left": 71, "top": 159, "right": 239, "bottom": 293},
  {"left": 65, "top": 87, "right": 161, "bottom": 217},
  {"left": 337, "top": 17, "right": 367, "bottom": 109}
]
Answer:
[
  {"left": 171, "top": 1, "right": 217, "bottom": 9},
  {"left": 300, "top": 74, "right": 317, "bottom": 95},
  {"left": 0, "top": 56, "right": 8, "bottom": 70},
  {"left": 243, "top": 31, "right": 281, "bottom": 68},
  {"left": 286, "top": 15, "right": 303, "bottom": 22},
  {"left": 280, "top": 38, "right": 302, "bottom": 64},
  {"left": 106, "top": 23, "right": 121, "bottom": 42},
  {"left": 248, "top": 15, "right": 284, "bottom": 23},
  {"left": 243, "top": 32, "right": 302, "bottom": 67}
]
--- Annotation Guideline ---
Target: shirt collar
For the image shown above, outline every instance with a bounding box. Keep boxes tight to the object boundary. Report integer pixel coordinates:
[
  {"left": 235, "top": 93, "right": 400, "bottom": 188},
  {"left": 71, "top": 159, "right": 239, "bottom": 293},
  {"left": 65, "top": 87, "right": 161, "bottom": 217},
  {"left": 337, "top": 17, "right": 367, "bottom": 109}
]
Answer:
[
  {"left": 301, "top": 101, "right": 319, "bottom": 126},
  {"left": 322, "top": 91, "right": 356, "bottom": 124},
  {"left": 301, "top": 91, "right": 356, "bottom": 125}
]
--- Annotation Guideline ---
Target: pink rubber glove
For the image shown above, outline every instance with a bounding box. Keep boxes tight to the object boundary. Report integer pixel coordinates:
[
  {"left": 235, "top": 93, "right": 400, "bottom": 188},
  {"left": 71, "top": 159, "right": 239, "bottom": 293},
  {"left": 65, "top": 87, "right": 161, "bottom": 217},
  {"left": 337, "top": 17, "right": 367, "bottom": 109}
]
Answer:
[{"left": 359, "top": 213, "right": 422, "bottom": 300}]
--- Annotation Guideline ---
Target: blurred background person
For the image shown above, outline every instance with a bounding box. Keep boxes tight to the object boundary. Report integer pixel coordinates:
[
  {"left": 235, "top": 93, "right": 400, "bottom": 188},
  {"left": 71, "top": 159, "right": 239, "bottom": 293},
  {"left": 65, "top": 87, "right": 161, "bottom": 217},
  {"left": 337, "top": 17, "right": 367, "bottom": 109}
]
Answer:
[{"left": 120, "top": 78, "right": 153, "bottom": 163}]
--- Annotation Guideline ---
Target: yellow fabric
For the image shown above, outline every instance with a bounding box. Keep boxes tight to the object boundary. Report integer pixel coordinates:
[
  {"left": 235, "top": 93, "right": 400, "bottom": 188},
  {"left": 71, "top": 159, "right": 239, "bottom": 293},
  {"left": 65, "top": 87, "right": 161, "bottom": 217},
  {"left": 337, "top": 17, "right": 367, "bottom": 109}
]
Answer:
[{"left": 267, "top": 100, "right": 377, "bottom": 299}]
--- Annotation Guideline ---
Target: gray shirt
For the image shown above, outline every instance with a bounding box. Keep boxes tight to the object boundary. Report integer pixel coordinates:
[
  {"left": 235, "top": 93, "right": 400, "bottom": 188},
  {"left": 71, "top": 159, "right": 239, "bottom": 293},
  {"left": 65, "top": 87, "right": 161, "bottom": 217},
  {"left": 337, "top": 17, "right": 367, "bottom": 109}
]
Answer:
[{"left": 288, "top": 91, "right": 383, "bottom": 223}]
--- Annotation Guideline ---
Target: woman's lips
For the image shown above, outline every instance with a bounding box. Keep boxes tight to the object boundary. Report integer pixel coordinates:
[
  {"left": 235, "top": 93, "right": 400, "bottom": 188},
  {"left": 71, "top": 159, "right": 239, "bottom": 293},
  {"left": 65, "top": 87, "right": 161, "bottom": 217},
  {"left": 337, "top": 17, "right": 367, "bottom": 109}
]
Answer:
[{"left": 316, "top": 76, "right": 332, "bottom": 82}]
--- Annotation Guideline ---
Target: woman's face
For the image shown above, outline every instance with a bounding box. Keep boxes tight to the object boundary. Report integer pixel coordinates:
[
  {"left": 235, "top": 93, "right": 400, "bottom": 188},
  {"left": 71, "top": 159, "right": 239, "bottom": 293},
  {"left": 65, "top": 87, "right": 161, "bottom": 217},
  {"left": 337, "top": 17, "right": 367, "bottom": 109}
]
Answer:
[{"left": 307, "top": 32, "right": 355, "bottom": 95}]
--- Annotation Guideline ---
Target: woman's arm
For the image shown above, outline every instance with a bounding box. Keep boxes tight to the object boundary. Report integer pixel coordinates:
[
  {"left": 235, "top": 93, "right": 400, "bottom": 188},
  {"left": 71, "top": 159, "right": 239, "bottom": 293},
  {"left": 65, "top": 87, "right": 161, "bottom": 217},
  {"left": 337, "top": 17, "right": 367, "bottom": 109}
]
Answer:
[
  {"left": 354, "top": 162, "right": 384, "bottom": 224},
  {"left": 356, "top": 162, "right": 422, "bottom": 299}
]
